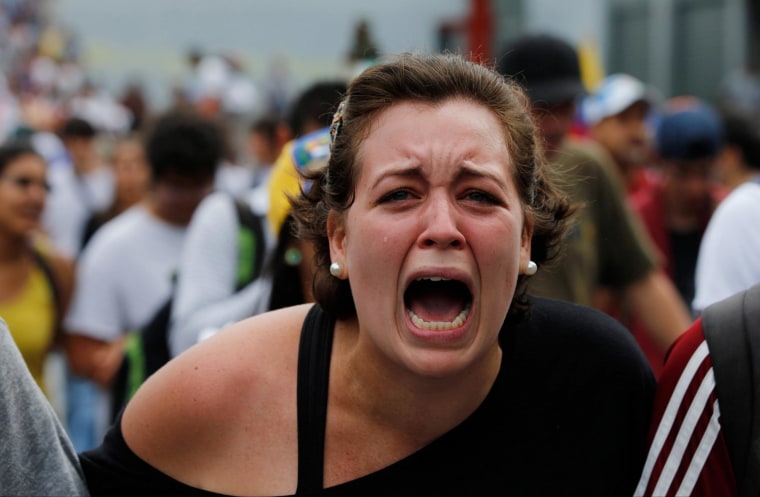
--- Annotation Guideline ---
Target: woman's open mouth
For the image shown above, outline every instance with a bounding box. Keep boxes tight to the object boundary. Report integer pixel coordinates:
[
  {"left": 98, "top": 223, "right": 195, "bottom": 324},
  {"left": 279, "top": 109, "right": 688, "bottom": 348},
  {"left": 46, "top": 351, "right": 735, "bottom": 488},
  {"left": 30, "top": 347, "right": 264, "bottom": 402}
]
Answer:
[{"left": 404, "top": 277, "right": 473, "bottom": 331}]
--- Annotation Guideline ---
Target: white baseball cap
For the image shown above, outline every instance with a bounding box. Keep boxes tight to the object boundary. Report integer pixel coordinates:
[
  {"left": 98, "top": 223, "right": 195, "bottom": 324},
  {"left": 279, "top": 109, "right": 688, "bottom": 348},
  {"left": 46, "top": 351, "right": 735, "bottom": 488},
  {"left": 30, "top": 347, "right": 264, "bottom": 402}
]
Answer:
[{"left": 582, "top": 73, "right": 658, "bottom": 125}]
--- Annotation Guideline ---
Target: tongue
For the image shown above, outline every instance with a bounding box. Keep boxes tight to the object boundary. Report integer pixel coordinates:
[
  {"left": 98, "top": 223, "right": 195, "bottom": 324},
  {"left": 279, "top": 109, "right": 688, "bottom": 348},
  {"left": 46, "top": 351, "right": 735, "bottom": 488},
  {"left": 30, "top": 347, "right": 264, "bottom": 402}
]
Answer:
[{"left": 408, "top": 291, "right": 465, "bottom": 323}]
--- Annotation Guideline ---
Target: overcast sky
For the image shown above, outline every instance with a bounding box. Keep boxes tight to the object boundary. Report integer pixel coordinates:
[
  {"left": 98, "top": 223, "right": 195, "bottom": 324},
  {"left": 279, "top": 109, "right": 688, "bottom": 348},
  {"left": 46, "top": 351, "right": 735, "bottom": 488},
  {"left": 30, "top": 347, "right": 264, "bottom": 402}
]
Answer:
[{"left": 53, "top": 0, "right": 468, "bottom": 106}]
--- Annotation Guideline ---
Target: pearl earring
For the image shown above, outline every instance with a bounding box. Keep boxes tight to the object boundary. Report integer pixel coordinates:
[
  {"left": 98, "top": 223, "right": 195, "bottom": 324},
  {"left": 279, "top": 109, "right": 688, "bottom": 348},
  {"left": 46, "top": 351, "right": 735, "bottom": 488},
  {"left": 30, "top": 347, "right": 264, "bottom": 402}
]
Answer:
[
  {"left": 329, "top": 262, "right": 343, "bottom": 278},
  {"left": 526, "top": 260, "right": 538, "bottom": 276}
]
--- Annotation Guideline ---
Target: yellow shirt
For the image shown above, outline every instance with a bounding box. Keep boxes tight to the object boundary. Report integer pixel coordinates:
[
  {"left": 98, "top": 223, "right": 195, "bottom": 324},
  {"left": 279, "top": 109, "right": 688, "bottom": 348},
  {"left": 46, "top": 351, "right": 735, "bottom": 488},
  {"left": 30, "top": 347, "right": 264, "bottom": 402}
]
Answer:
[{"left": 0, "top": 264, "right": 56, "bottom": 392}]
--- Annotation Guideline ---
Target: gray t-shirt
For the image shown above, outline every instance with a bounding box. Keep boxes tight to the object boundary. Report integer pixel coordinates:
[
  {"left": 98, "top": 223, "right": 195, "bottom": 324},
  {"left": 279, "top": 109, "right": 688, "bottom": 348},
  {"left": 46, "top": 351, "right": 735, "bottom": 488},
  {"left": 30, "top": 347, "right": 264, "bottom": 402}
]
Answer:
[{"left": 0, "top": 318, "right": 89, "bottom": 497}]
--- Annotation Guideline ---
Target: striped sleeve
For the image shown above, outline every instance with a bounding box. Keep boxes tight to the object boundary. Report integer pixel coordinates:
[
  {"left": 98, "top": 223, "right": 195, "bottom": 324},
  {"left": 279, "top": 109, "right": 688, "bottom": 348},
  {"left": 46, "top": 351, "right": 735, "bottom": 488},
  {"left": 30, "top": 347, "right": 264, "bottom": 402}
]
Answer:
[{"left": 634, "top": 319, "right": 736, "bottom": 497}]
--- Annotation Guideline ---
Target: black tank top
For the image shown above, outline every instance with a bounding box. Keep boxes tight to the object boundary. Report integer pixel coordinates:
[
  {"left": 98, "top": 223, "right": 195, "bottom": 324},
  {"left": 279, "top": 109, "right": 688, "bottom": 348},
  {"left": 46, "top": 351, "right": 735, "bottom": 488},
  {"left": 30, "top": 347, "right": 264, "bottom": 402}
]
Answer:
[{"left": 80, "top": 298, "right": 655, "bottom": 496}]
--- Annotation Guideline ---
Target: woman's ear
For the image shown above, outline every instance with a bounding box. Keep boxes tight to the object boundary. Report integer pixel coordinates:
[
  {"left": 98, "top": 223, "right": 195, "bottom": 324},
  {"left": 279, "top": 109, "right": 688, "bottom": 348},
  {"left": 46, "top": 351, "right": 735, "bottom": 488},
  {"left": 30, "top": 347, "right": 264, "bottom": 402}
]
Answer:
[
  {"left": 327, "top": 210, "right": 347, "bottom": 265},
  {"left": 520, "top": 217, "right": 534, "bottom": 269}
]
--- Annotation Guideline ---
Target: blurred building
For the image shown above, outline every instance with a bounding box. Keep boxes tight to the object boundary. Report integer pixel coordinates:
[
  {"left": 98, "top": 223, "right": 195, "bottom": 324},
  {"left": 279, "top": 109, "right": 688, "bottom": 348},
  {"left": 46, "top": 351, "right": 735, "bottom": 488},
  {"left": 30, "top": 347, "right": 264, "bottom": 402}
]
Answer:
[{"left": 439, "top": 0, "right": 754, "bottom": 103}]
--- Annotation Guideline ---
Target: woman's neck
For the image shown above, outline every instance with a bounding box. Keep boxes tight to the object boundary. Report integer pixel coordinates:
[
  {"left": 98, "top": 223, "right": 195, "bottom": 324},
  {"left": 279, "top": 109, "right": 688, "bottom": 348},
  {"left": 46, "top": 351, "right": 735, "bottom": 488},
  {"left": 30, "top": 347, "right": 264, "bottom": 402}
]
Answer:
[
  {"left": 0, "top": 234, "right": 32, "bottom": 262},
  {"left": 333, "top": 319, "right": 502, "bottom": 440},
  {"left": 322, "top": 319, "right": 502, "bottom": 487}
]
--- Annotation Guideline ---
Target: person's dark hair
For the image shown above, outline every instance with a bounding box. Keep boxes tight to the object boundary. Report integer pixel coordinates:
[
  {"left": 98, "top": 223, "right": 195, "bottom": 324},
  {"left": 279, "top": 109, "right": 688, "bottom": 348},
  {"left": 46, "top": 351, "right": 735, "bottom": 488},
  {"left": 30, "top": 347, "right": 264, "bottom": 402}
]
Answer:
[
  {"left": 721, "top": 109, "right": 760, "bottom": 171},
  {"left": 0, "top": 141, "right": 42, "bottom": 174},
  {"left": 250, "top": 114, "right": 283, "bottom": 145},
  {"left": 292, "top": 52, "right": 575, "bottom": 319},
  {"left": 267, "top": 214, "right": 307, "bottom": 311},
  {"left": 143, "top": 109, "right": 224, "bottom": 181},
  {"left": 287, "top": 81, "right": 347, "bottom": 138},
  {"left": 59, "top": 117, "right": 97, "bottom": 140}
]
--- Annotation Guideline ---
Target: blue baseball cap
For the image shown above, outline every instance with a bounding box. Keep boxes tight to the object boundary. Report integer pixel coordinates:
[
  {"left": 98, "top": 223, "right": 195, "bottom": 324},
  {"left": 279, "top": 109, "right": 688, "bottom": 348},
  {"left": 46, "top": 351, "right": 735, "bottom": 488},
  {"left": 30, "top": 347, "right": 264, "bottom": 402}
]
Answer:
[{"left": 655, "top": 100, "right": 724, "bottom": 161}]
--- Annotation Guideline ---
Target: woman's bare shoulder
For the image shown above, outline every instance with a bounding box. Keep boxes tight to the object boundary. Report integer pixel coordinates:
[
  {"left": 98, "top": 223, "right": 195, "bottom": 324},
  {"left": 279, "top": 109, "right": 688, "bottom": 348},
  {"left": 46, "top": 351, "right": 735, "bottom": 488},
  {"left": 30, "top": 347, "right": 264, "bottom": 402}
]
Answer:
[{"left": 121, "top": 304, "right": 313, "bottom": 486}]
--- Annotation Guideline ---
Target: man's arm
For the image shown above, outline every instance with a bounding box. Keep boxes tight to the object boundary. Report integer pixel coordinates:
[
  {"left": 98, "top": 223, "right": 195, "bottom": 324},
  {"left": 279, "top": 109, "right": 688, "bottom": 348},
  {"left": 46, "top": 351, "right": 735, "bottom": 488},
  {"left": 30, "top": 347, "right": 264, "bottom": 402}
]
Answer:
[
  {"left": 66, "top": 334, "right": 125, "bottom": 388},
  {"left": 577, "top": 141, "right": 690, "bottom": 350},
  {"left": 624, "top": 269, "right": 692, "bottom": 351},
  {"left": 63, "top": 232, "right": 128, "bottom": 387}
]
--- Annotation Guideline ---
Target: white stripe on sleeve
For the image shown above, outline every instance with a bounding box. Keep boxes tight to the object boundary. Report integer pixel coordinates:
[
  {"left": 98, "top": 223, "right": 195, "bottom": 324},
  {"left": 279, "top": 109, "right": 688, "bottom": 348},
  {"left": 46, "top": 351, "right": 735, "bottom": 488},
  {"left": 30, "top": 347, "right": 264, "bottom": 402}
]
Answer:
[
  {"left": 634, "top": 341, "right": 710, "bottom": 497},
  {"left": 675, "top": 400, "right": 722, "bottom": 496},
  {"left": 652, "top": 368, "right": 716, "bottom": 496}
]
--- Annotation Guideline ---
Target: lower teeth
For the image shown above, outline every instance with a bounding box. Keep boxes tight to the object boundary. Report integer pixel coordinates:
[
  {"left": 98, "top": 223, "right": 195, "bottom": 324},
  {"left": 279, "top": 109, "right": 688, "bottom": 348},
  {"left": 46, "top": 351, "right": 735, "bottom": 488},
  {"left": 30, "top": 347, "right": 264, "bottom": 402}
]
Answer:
[{"left": 407, "top": 305, "right": 470, "bottom": 331}]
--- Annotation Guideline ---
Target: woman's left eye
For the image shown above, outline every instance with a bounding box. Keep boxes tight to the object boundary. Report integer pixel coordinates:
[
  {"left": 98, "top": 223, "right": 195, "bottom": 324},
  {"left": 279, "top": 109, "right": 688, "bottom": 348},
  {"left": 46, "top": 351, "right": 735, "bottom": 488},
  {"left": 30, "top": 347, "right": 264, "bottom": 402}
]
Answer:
[{"left": 464, "top": 190, "right": 498, "bottom": 204}]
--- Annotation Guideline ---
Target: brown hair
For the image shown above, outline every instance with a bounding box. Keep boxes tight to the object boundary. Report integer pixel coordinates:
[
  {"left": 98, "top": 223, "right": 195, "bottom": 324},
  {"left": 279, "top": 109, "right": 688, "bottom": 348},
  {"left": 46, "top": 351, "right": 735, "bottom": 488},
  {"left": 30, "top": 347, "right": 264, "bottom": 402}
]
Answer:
[{"left": 292, "top": 52, "right": 575, "bottom": 319}]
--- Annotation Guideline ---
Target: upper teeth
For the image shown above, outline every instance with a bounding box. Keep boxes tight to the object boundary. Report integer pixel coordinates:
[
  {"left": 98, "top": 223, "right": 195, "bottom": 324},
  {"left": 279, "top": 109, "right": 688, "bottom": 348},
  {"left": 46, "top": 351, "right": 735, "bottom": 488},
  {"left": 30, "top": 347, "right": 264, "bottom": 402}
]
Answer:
[{"left": 416, "top": 276, "right": 450, "bottom": 282}]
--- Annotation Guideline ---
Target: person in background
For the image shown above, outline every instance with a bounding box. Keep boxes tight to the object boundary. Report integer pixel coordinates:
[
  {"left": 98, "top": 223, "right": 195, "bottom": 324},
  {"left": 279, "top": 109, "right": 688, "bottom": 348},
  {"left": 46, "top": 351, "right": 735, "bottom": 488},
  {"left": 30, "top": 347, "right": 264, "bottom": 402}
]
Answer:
[
  {"left": 580, "top": 72, "right": 666, "bottom": 371},
  {"left": 692, "top": 108, "right": 760, "bottom": 313},
  {"left": 617, "top": 98, "right": 725, "bottom": 373},
  {"left": 0, "top": 141, "right": 74, "bottom": 393},
  {"left": 81, "top": 134, "right": 151, "bottom": 249},
  {"left": 631, "top": 98, "right": 726, "bottom": 311},
  {"left": 714, "top": 109, "right": 760, "bottom": 191},
  {"left": 0, "top": 318, "right": 88, "bottom": 497},
  {"left": 265, "top": 214, "right": 313, "bottom": 311},
  {"left": 64, "top": 109, "right": 224, "bottom": 447},
  {"left": 81, "top": 52, "right": 653, "bottom": 497},
  {"left": 33, "top": 80, "right": 116, "bottom": 461},
  {"left": 582, "top": 72, "right": 660, "bottom": 197},
  {"left": 42, "top": 116, "right": 114, "bottom": 259},
  {"left": 263, "top": 80, "right": 348, "bottom": 309},
  {"left": 247, "top": 113, "right": 290, "bottom": 188},
  {"left": 168, "top": 81, "right": 344, "bottom": 357},
  {"left": 266, "top": 81, "right": 348, "bottom": 238},
  {"left": 119, "top": 81, "right": 149, "bottom": 132},
  {"left": 498, "top": 33, "right": 691, "bottom": 359},
  {"left": 212, "top": 113, "right": 290, "bottom": 197}
]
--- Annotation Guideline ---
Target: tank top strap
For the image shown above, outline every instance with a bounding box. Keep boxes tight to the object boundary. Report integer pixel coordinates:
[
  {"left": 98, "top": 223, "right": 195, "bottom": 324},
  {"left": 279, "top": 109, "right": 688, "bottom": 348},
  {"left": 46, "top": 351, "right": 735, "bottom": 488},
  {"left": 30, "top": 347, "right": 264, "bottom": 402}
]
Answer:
[{"left": 296, "top": 304, "right": 335, "bottom": 494}]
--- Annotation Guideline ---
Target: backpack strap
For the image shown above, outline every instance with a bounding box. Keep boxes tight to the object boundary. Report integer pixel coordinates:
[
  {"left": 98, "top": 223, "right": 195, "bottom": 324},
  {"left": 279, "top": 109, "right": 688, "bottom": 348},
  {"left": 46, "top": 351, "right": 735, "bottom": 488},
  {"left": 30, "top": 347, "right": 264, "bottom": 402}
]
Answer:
[
  {"left": 702, "top": 283, "right": 760, "bottom": 497},
  {"left": 233, "top": 197, "right": 266, "bottom": 290}
]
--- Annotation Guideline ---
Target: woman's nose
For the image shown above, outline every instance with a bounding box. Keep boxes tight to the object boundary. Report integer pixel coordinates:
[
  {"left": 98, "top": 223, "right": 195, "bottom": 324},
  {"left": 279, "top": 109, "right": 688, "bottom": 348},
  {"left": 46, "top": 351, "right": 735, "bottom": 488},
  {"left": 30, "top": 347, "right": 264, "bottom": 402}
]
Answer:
[{"left": 419, "top": 194, "right": 465, "bottom": 249}]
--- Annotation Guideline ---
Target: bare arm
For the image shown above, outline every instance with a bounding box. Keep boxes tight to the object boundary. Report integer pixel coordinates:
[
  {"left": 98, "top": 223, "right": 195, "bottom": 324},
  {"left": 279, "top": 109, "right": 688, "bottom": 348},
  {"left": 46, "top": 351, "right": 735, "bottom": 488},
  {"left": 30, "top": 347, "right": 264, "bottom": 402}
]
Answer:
[
  {"left": 623, "top": 269, "right": 692, "bottom": 351},
  {"left": 65, "top": 334, "right": 125, "bottom": 387}
]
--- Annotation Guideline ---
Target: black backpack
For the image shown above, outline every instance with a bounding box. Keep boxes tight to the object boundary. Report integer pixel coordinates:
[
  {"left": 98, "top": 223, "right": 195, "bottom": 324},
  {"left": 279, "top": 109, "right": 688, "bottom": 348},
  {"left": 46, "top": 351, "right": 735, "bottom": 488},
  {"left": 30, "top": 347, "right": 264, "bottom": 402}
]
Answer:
[
  {"left": 702, "top": 283, "right": 760, "bottom": 497},
  {"left": 111, "top": 197, "right": 266, "bottom": 417}
]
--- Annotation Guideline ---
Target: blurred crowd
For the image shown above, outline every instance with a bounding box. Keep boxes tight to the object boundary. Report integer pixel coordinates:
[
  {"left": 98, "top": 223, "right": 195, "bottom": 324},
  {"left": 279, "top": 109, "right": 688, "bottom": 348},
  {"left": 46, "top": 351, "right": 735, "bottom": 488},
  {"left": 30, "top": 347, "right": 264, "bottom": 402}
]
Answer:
[{"left": 1, "top": 0, "right": 759, "bottom": 467}]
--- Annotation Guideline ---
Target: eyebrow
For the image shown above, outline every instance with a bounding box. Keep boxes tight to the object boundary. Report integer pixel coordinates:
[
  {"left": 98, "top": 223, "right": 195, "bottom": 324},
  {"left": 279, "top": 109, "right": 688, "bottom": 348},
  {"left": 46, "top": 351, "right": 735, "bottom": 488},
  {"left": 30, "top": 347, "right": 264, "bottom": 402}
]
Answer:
[
  {"left": 369, "top": 165, "right": 423, "bottom": 191},
  {"left": 456, "top": 163, "right": 510, "bottom": 188},
  {"left": 369, "top": 162, "right": 509, "bottom": 191}
]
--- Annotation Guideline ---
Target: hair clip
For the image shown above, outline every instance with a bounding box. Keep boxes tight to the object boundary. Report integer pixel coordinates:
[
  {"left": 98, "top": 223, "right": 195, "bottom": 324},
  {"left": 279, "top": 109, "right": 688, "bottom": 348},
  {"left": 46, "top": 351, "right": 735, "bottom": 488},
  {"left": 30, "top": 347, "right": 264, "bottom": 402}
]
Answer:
[{"left": 330, "top": 99, "right": 347, "bottom": 145}]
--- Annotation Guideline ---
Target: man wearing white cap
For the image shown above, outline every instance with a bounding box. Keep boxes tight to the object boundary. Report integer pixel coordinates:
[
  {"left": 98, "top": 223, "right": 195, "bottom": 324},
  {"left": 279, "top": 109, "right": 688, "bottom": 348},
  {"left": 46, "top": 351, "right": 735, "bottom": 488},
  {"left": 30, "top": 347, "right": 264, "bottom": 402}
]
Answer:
[{"left": 582, "top": 73, "right": 659, "bottom": 196}]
